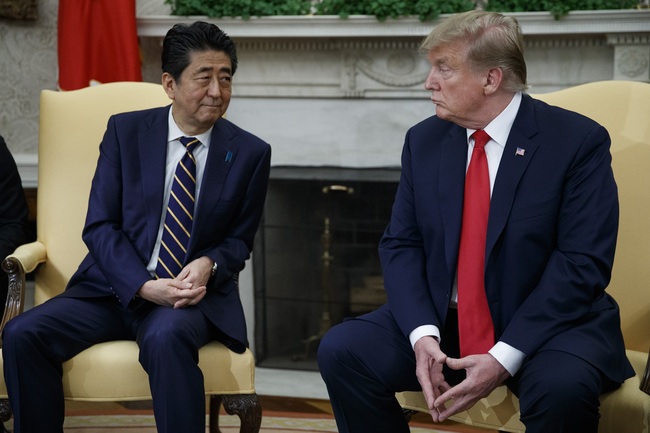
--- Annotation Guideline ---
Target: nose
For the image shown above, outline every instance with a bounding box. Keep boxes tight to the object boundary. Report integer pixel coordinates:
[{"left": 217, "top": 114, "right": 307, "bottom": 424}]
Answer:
[
  {"left": 208, "top": 78, "right": 221, "bottom": 98},
  {"left": 424, "top": 67, "right": 439, "bottom": 91}
]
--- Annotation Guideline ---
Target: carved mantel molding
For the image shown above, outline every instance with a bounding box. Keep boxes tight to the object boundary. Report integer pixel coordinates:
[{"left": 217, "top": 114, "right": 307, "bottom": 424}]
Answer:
[
  {"left": 137, "top": 10, "right": 650, "bottom": 38},
  {"left": 132, "top": 9, "right": 650, "bottom": 170},
  {"left": 137, "top": 10, "right": 650, "bottom": 98}
]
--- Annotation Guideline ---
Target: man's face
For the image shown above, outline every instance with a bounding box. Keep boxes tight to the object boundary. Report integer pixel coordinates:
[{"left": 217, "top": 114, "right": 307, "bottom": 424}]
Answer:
[
  {"left": 424, "top": 43, "right": 487, "bottom": 129},
  {"left": 162, "top": 50, "right": 233, "bottom": 135}
]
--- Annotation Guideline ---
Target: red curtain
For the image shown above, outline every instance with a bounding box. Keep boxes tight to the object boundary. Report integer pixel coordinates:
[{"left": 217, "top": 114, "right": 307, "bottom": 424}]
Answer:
[{"left": 58, "top": 0, "right": 142, "bottom": 91}]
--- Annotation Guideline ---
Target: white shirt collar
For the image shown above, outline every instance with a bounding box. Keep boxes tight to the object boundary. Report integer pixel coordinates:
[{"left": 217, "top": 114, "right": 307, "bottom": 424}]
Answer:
[
  {"left": 166, "top": 106, "right": 213, "bottom": 148},
  {"left": 466, "top": 92, "right": 522, "bottom": 147}
]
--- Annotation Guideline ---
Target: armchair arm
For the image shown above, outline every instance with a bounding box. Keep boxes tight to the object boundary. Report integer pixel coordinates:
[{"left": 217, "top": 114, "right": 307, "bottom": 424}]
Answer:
[
  {"left": 642, "top": 350, "right": 650, "bottom": 396},
  {"left": 1, "top": 241, "right": 47, "bottom": 335}
]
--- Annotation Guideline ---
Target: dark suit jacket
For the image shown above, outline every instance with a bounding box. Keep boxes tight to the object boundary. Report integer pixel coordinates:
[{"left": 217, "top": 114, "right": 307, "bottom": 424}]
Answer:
[
  {"left": 379, "top": 93, "right": 634, "bottom": 383},
  {"left": 63, "top": 106, "right": 271, "bottom": 353},
  {"left": 0, "top": 135, "right": 34, "bottom": 306}
]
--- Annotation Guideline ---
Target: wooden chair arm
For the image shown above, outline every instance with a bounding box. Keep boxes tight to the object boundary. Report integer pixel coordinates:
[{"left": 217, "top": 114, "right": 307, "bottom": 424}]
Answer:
[
  {"left": 1, "top": 241, "right": 47, "bottom": 337},
  {"left": 642, "top": 349, "right": 650, "bottom": 396}
]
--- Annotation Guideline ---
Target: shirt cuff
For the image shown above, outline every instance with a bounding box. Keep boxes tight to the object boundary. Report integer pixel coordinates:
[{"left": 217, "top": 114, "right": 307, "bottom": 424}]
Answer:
[
  {"left": 409, "top": 325, "right": 441, "bottom": 349},
  {"left": 489, "top": 341, "right": 526, "bottom": 376}
]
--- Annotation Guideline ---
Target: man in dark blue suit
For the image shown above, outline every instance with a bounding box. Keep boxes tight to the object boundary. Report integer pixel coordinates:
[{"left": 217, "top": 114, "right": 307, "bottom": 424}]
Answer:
[
  {"left": 318, "top": 10, "right": 633, "bottom": 433},
  {"left": 0, "top": 135, "right": 34, "bottom": 313},
  {"left": 2, "top": 22, "right": 271, "bottom": 433}
]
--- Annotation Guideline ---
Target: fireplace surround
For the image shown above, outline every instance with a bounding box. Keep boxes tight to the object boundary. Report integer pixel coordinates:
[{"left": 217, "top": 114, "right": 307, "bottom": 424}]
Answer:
[{"left": 252, "top": 167, "right": 399, "bottom": 370}]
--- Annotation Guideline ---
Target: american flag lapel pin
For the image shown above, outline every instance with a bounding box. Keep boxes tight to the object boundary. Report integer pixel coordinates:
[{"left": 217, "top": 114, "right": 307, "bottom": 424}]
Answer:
[{"left": 515, "top": 147, "right": 526, "bottom": 157}]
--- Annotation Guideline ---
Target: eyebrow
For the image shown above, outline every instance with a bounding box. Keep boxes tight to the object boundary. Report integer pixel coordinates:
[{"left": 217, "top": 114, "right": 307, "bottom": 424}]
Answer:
[
  {"left": 434, "top": 56, "right": 450, "bottom": 65},
  {"left": 194, "top": 66, "right": 232, "bottom": 75}
]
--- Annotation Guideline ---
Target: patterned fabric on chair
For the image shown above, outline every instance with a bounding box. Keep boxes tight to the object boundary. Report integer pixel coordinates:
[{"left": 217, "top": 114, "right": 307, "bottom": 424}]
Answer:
[
  {"left": 397, "top": 80, "right": 650, "bottom": 433},
  {"left": 0, "top": 82, "right": 262, "bottom": 433}
]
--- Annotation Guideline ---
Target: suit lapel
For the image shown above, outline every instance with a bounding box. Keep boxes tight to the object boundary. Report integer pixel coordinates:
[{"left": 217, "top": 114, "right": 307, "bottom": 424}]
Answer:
[
  {"left": 439, "top": 126, "right": 468, "bottom": 276},
  {"left": 486, "top": 95, "right": 540, "bottom": 257},
  {"left": 138, "top": 107, "right": 169, "bottom": 252},
  {"left": 187, "top": 118, "right": 238, "bottom": 254}
]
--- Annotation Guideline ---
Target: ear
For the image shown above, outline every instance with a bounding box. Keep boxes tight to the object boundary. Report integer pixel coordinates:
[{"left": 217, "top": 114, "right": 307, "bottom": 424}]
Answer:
[
  {"left": 161, "top": 72, "right": 176, "bottom": 100},
  {"left": 483, "top": 67, "right": 503, "bottom": 95}
]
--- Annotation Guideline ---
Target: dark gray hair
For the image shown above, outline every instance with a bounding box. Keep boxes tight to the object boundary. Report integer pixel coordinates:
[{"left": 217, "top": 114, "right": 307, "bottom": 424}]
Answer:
[{"left": 162, "top": 21, "right": 238, "bottom": 82}]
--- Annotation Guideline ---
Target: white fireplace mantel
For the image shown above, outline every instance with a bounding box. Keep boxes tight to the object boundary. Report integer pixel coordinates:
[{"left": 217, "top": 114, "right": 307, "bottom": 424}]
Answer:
[
  {"left": 134, "top": 9, "right": 650, "bottom": 170},
  {"left": 137, "top": 10, "right": 650, "bottom": 38}
]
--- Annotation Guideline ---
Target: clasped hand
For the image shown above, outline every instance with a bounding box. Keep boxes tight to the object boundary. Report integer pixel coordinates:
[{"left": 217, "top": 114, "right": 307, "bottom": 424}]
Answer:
[
  {"left": 414, "top": 336, "right": 510, "bottom": 423},
  {"left": 137, "top": 256, "right": 212, "bottom": 308}
]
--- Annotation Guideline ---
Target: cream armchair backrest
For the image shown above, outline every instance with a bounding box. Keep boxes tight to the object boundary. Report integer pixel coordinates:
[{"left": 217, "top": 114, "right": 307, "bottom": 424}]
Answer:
[
  {"left": 35, "top": 82, "right": 170, "bottom": 303},
  {"left": 532, "top": 81, "right": 650, "bottom": 353},
  {"left": 398, "top": 80, "right": 650, "bottom": 433},
  {"left": 1, "top": 82, "right": 262, "bottom": 433}
]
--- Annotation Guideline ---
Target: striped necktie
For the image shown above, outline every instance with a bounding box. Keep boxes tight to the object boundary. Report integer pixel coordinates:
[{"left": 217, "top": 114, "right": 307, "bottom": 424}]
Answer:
[
  {"left": 457, "top": 129, "right": 495, "bottom": 357},
  {"left": 155, "top": 136, "right": 200, "bottom": 279}
]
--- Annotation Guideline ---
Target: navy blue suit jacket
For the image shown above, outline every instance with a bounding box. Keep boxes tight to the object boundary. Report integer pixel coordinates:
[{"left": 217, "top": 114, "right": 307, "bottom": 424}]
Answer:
[
  {"left": 379, "top": 93, "right": 634, "bottom": 383},
  {"left": 64, "top": 106, "right": 271, "bottom": 353}
]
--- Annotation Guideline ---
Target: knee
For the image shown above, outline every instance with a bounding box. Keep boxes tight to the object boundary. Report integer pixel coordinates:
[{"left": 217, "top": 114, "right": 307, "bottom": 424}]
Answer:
[
  {"left": 2, "top": 314, "right": 34, "bottom": 351},
  {"left": 519, "top": 367, "right": 601, "bottom": 421},
  {"left": 317, "top": 323, "right": 359, "bottom": 380},
  {"left": 139, "top": 320, "right": 190, "bottom": 359}
]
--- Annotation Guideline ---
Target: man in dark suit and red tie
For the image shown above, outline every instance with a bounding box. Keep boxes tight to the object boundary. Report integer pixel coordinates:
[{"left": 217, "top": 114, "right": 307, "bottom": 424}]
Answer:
[
  {"left": 2, "top": 22, "right": 271, "bottom": 433},
  {"left": 318, "top": 10, "right": 633, "bottom": 433}
]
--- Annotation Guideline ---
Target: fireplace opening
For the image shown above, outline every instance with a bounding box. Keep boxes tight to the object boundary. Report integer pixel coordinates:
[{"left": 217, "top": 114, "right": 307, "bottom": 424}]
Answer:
[{"left": 253, "top": 166, "right": 399, "bottom": 371}]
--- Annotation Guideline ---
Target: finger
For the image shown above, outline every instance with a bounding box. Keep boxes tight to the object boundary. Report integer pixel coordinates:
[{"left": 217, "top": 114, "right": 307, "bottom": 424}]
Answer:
[
  {"left": 430, "top": 407, "right": 442, "bottom": 423},
  {"left": 187, "top": 291, "right": 206, "bottom": 306},
  {"left": 436, "top": 394, "right": 475, "bottom": 422},
  {"left": 177, "top": 267, "right": 190, "bottom": 280},
  {"left": 168, "top": 280, "right": 193, "bottom": 290},
  {"left": 173, "top": 298, "right": 191, "bottom": 309},
  {"left": 175, "top": 287, "right": 206, "bottom": 306},
  {"left": 428, "top": 380, "right": 451, "bottom": 423},
  {"left": 445, "top": 356, "right": 470, "bottom": 371},
  {"left": 433, "top": 383, "right": 464, "bottom": 411},
  {"left": 418, "top": 374, "right": 437, "bottom": 411},
  {"left": 437, "top": 380, "right": 452, "bottom": 395}
]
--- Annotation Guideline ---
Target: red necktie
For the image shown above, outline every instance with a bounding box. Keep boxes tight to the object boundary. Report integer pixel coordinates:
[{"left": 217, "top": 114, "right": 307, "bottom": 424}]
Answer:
[{"left": 457, "top": 129, "right": 495, "bottom": 357}]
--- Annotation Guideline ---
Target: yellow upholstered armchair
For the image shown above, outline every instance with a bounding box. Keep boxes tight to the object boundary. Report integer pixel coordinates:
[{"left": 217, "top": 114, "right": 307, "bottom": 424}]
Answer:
[
  {"left": 0, "top": 82, "right": 261, "bottom": 433},
  {"left": 398, "top": 80, "right": 650, "bottom": 432}
]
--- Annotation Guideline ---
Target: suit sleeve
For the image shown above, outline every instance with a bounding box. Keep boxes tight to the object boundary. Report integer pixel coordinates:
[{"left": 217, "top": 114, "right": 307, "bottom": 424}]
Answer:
[
  {"left": 81, "top": 116, "right": 154, "bottom": 301},
  {"left": 379, "top": 129, "right": 442, "bottom": 338},
  {"left": 499, "top": 123, "right": 619, "bottom": 356}
]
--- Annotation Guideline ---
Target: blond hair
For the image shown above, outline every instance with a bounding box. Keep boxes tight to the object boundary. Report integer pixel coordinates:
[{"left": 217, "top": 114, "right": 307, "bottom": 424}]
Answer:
[{"left": 421, "top": 10, "right": 528, "bottom": 92}]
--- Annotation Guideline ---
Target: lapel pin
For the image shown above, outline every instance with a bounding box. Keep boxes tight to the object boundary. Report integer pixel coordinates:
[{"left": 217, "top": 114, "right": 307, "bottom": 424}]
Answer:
[
  {"left": 515, "top": 147, "right": 526, "bottom": 157},
  {"left": 225, "top": 151, "right": 233, "bottom": 162}
]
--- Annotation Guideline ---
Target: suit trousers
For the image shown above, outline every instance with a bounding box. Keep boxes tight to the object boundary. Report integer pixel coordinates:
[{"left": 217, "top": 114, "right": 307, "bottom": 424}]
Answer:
[
  {"left": 317, "top": 305, "right": 615, "bottom": 433},
  {"left": 2, "top": 295, "right": 217, "bottom": 433}
]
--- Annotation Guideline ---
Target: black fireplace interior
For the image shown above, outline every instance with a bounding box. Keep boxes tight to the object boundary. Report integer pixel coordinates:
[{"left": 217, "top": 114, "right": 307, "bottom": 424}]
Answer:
[{"left": 253, "top": 166, "right": 399, "bottom": 371}]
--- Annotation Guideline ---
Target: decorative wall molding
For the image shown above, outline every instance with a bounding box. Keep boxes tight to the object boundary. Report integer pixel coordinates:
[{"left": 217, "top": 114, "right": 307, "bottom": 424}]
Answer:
[
  {"left": 138, "top": 10, "right": 649, "bottom": 102},
  {"left": 137, "top": 10, "right": 650, "bottom": 38},
  {"left": 14, "top": 153, "right": 38, "bottom": 188},
  {"left": 524, "top": 36, "right": 607, "bottom": 49}
]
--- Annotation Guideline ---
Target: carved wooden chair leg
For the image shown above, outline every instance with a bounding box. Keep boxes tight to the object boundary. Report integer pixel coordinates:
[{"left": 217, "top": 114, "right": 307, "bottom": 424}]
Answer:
[
  {"left": 209, "top": 394, "right": 262, "bottom": 433},
  {"left": 402, "top": 408, "right": 417, "bottom": 422},
  {"left": 0, "top": 399, "right": 11, "bottom": 433}
]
